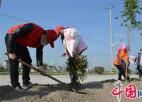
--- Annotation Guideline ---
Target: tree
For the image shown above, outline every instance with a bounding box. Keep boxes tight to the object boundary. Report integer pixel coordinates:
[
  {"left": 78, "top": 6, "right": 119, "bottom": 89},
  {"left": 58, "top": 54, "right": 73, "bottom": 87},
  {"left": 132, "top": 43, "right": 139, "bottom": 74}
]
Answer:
[
  {"left": 121, "top": 0, "right": 142, "bottom": 27},
  {"left": 0, "top": 66, "right": 9, "bottom": 72},
  {"left": 121, "top": 0, "right": 142, "bottom": 35},
  {"left": 66, "top": 55, "right": 88, "bottom": 86},
  {"left": 94, "top": 66, "right": 104, "bottom": 75},
  {"left": 121, "top": 0, "right": 142, "bottom": 45},
  {"left": 121, "top": 0, "right": 142, "bottom": 78}
]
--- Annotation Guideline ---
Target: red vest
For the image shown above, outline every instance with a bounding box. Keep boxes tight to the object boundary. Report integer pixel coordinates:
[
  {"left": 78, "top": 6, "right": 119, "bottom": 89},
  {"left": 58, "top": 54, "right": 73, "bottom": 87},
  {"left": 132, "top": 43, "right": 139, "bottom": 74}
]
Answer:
[{"left": 7, "top": 23, "right": 44, "bottom": 48}]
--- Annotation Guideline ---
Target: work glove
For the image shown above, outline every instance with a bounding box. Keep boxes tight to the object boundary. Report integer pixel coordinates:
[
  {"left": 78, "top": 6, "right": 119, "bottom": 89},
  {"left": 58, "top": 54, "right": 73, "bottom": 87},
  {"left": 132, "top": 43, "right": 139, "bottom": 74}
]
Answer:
[
  {"left": 62, "top": 52, "right": 67, "bottom": 57},
  {"left": 38, "top": 65, "right": 47, "bottom": 76},
  {"left": 8, "top": 53, "right": 17, "bottom": 60}
]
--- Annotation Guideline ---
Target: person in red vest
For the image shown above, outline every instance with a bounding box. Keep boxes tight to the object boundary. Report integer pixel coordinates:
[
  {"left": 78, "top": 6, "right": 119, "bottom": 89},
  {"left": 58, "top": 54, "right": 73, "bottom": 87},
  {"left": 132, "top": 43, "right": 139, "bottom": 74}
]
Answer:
[
  {"left": 113, "top": 48, "right": 130, "bottom": 81},
  {"left": 5, "top": 23, "right": 59, "bottom": 91}
]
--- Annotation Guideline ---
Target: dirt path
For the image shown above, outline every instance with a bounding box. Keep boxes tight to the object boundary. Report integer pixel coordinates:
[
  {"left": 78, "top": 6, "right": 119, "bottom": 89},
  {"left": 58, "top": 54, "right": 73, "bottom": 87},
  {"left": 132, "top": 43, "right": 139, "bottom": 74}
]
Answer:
[
  {"left": 0, "top": 75, "right": 138, "bottom": 86},
  {"left": 0, "top": 78, "right": 142, "bottom": 102}
]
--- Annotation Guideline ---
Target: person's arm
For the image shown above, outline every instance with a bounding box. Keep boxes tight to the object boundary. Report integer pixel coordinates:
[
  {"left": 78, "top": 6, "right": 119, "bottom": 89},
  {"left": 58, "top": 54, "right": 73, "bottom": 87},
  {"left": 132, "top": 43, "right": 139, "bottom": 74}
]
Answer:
[
  {"left": 60, "top": 35, "right": 66, "bottom": 56},
  {"left": 137, "top": 53, "right": 140, "bottom": 65},
  {"left": 6, "top": 23, "right": 34, "bottom": 53},
  {"left": 36, "top": 46, "right": 43, "bottom": 66}
]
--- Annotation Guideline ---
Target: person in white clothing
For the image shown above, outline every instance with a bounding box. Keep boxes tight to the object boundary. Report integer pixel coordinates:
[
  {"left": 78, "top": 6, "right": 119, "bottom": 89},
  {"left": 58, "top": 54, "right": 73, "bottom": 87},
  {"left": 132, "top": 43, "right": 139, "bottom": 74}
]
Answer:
[
  {"left": 55, "top": 26, "right": 87, "bottom": 58},
  {"left": 54, "top": 26, "right": 87, "bottom": 88},
  {"left": 136, "top": 48, "right": 142, "bottom": 79}
]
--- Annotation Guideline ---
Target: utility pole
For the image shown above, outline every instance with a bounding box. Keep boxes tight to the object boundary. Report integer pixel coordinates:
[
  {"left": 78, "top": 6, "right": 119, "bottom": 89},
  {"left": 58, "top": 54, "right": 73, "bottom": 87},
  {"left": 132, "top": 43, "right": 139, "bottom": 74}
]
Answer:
[
  {"left": 127, "top": 21, "right": 131, "bottom": 52},
  {"left": 126, "top": 20, "right": 131, "bottom": 83},
  {"left": 107, "top": 4, "right": 114, "bottom": 71},
  {"left": 0, "top": 0, "right": 2, "bottom": 7}
]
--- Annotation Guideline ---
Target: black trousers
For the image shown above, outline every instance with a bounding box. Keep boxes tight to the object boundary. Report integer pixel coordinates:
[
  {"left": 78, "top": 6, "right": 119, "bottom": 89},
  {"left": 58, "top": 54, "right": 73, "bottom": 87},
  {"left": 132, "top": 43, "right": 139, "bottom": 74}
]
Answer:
[
  {"left": 137, "top": 65, "right": 142, "bottom": 78},
  {"left": 114, "top": 65, "right": 126, "bottom": 80},
  {"left": 6, "top": 43, "right": 32, "bottom": 88}
]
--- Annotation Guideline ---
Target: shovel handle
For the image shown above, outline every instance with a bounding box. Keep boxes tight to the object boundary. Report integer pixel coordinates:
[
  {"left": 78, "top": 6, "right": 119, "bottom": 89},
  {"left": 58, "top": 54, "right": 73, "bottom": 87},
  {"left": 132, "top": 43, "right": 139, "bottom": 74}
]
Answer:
[
  {"left": 19, "top": 59, "right": 66, "bottom": 84},
  {"left": 5, "top": 53, "right": 65, "bottom": 84},
  {"left": 5, "top": 53, "right": 87, "bottom": 94}
]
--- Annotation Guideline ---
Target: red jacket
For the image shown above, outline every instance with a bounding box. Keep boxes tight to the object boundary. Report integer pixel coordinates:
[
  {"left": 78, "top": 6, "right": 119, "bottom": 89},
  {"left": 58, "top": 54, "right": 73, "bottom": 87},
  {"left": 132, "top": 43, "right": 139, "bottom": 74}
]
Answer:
[
  {"left": 7, "top": 23, "right": 44, "bottom": 48},
  {"left": 6, "top": 23, "right": 58, "bottom": 66},
  {"left": 46, "top": 30, "right": 59, "bottom": 48}
]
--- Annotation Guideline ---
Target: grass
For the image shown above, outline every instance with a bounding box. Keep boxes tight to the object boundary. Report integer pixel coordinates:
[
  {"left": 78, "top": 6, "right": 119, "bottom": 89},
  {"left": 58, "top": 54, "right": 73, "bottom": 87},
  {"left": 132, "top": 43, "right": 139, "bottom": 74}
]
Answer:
[
  {"left": 0, "top": 72, "right": 9, "bottom": 75},
  {"left": 0, "top": 71, "right": 118, "bottom": 76},
  {"left": 0, "top": 71, "right": 68, "bottom": 75}
]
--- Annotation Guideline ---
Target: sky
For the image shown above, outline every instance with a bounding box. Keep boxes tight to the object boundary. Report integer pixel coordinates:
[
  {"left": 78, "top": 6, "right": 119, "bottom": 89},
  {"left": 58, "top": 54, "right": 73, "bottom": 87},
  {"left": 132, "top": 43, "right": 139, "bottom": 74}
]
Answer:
[{"left": 0, "top": 0, "right": 142, "bottom": 70}]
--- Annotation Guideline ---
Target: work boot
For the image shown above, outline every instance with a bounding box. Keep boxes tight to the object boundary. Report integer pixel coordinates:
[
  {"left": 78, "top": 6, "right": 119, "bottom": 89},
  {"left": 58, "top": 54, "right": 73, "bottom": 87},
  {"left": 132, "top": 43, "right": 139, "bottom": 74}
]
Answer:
[
  {"left": 14, "top": 85, "right": 24, "bottom": 92},
  {"left": 38, "top": 66, "right": 46, "bottom": 72},
  {"left": 126, "top": 77, "right": 131, "bottom": 82},
  {"left": 23, "top": 82, "right": 33, "bottom": 89},
  {"left": 38, "top": 66, "right": 47, "bottom": 75},
  {"left": 70, "top": 82, "right": 80, "bottom": 90}
]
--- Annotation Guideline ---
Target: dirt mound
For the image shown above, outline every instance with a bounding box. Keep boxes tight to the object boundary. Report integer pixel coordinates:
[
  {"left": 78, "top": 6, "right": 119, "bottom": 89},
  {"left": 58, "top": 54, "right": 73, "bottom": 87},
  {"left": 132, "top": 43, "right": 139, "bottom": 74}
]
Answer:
[{"left": 0, "top": 79, "right": 142, "bottom": 102}]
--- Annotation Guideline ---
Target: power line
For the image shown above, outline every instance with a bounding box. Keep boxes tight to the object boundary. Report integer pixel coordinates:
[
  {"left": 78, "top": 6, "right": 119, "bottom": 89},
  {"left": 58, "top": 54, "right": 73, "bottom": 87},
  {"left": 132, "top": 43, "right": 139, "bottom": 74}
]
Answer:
[
  {"left": 0, "top": 12, "right": 30, "bottom": 22},
  {"left": 0, "top": 12, "right": 48, "bottom": 28},
  {"left": 0, "top": 12, "right": 109, "bottom": 48},
  {"left": 0, "top": 11, "right": 125, "bottom": 49},
  {"left": 82, "top": 35, "right": 110, "bottom": 47}
]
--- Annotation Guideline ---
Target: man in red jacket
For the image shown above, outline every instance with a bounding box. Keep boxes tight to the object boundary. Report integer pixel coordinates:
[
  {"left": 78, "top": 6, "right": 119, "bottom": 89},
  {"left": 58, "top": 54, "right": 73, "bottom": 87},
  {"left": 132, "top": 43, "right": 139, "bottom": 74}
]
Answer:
[{"left": 5, "top": 23, "right": 59, "bottom": 91}]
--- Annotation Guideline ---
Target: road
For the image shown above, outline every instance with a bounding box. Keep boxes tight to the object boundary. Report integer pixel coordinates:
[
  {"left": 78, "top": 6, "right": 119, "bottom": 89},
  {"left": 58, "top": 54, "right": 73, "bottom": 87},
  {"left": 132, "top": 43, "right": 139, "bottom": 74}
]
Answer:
[{"left": 0, "top": 74, "right": 138, "bottom": 86}]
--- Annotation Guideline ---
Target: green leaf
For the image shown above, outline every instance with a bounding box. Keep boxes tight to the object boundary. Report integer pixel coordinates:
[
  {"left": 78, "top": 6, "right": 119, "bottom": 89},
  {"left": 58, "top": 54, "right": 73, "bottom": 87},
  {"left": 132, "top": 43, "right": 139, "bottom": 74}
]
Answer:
[{"left": 66, "top": 55, "right": 88, "bottom": 83}]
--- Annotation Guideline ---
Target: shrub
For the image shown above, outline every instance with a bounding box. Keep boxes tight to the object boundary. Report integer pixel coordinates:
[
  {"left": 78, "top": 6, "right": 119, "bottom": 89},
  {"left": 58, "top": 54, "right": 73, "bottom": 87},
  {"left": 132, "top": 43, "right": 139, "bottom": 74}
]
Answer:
[
  {"left": 95, "top": 66, "right": 104, "bottom": 75},
  {"left": 0, "top": 67, "right": 9, "bottom": 72},
  {"left": 111, "top": 68, "right": 118, "bottom": 74},
  {"left": 66, "top": 55, "right": 88, "bottom": 84}
]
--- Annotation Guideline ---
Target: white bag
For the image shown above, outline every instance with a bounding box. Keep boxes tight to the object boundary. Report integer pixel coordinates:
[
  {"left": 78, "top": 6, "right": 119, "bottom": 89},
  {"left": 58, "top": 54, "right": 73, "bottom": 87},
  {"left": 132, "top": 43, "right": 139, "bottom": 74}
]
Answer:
[{"left": 63, "top": 28, "right": 87, "bottom": 57}]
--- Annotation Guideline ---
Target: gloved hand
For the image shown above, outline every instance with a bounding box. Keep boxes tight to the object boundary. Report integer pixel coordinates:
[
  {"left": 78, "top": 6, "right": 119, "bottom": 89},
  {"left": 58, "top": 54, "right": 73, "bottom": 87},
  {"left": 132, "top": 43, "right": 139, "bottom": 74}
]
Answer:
[
  {"left": 38, "top": 65, "right": 47, "bottom": 76},
  {"left": 74, "top": 55, "right": 81, "bottom": 60},
  {"left": 9, "top": 53, "right": 17, "bottom": 60},
  {"left": 62, "top": 52, "right": 67, "bottom": 57}
]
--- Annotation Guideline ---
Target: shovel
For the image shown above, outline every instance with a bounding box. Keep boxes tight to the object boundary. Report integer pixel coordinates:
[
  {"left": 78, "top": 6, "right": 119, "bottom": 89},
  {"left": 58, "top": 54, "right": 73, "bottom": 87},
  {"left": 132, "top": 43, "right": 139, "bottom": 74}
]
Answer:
[{"left": 5, "top": 53, "right": 87, "bottom": 94}]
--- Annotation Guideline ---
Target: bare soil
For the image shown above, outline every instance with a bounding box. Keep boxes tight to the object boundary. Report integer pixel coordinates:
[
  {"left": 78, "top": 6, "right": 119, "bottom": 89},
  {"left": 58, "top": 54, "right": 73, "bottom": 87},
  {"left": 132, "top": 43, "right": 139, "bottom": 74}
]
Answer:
[{"left": 0, "top": 78, "right": 142, "bottom": 102}]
